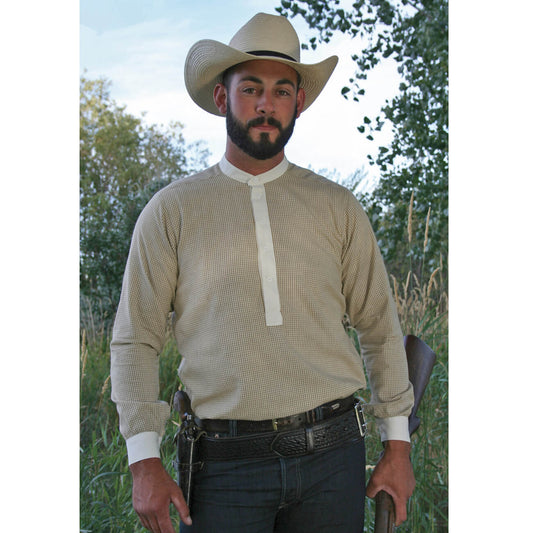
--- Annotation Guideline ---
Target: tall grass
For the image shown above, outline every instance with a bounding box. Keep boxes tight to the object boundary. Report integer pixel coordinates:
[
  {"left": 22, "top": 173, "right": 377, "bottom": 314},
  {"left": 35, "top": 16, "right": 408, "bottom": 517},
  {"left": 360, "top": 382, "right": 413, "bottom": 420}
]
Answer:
[
  {"left": 377, "top": 196, "right": 448, "bottom": 532},
  {"left": 80, "top": 197, "right": 447, "bottom": 531},
  {"left": 80, "top": 328, "right": 183, "bottom": 532},
  {"left": 361, "top": 265, "right": 448, "bottom": 532}
]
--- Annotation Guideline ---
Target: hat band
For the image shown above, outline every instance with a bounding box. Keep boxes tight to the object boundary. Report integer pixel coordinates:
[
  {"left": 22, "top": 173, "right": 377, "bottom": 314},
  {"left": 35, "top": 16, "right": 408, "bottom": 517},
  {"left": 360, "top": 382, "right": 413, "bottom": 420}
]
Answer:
[{"left": 247, "top": 50, "right": 296, "bottom": 62}]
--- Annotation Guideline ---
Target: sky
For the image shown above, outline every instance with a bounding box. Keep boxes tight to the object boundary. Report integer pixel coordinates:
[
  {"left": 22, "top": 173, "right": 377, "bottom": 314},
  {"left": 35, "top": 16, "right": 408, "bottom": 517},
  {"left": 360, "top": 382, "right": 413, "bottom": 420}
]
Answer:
[{"left": 79, "top": 0, "right": 401, "bottom": 187}]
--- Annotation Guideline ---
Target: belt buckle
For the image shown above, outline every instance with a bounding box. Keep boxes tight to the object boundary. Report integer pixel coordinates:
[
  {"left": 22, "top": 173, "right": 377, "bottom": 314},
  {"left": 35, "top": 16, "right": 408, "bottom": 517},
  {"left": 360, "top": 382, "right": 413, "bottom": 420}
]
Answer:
[{"left": 354, "top": 402, "right": 367, "bottom": 437}]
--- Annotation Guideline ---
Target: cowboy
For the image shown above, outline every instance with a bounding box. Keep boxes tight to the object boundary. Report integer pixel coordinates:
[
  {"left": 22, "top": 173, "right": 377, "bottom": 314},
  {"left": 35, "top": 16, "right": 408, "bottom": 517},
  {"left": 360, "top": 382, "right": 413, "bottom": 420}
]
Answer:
[{"left": 111, "top": 12, "right": 415, "bottom": 533}]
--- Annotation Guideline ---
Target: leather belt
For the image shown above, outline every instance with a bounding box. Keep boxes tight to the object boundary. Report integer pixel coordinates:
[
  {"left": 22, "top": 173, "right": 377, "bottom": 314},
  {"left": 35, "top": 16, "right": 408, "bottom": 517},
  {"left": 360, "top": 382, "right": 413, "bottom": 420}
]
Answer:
[
  {"left": 196, "top": 395, "right": 357, "bottom": 435},
  {"left": 198, "top": 402, "right": 366, "bottom": 461}
]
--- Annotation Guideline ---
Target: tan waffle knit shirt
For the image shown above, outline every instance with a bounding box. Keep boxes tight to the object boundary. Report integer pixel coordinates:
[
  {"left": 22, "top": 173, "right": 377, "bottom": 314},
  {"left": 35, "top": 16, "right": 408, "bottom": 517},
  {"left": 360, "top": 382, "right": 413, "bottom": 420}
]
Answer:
[{"left": 110, "top": 158, "right": 414, "bottom": 464}]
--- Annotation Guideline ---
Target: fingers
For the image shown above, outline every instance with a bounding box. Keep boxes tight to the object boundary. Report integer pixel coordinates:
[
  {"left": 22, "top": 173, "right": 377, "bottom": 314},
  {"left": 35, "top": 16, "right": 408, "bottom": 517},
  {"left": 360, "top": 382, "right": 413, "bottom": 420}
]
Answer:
[
  {"left": 134, "top": 486, "right": 191, "bottom": 532},
  {"left": 130, "top": 458, "right": 189, "bottom": 532},
  {"left": 134, "top": 506, "right": 178, "bottom": 533},
  {"left": 171, "top": 491, "right": 192, "bottom": 527},
  {"left": 366, "top": 443, "right": 415, "bottom": 526},
  {"left": 366, "top": 476, "right": 409, "bottom": 526},
  {"left": 372, "top": 489, "right": 407, "bottom": 526},
  {"left": 391, "top": 494, "right": 408, "bottom": 525},
  {"left": 137, "top": 514, "right": 151, "bottom": 531},
  {"left": 365, "top": 477, "right": 379, "bottom": 499}
]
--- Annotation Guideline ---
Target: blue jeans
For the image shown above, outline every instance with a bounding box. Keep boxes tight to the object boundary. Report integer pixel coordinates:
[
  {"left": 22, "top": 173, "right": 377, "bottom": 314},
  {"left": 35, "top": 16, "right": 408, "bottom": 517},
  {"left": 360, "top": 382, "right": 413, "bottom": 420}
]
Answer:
[{"left": 180, "top": 438, "right": 366, "bottom": 533}]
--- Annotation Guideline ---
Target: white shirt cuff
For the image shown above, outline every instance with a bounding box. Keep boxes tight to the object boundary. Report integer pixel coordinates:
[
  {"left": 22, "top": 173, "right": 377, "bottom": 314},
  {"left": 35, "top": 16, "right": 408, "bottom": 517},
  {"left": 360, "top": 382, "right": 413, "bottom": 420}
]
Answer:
[
  {"left": 375, "top": 416, "right": 410, "bottom": 442},
  {"left": 126, "top": 431, "right": 162, "bottom": 465}
]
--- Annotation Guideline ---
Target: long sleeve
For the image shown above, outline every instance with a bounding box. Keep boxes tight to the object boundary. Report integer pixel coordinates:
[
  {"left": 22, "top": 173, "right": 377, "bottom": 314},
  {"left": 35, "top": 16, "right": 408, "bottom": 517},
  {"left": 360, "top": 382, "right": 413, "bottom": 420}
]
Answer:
[
  {"left": 341, "top": 193, "right": 414, "bottom": 438},
  {"left": 110, "top": 190, "right": 180, "bottom": 462}
]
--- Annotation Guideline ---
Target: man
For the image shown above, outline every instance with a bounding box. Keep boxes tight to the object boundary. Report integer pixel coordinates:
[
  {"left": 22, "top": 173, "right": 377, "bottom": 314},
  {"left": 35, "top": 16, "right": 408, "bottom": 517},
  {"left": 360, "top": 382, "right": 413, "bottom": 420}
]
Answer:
[{"left": 111, "top": 12, "right": 415, "bottom": 533}]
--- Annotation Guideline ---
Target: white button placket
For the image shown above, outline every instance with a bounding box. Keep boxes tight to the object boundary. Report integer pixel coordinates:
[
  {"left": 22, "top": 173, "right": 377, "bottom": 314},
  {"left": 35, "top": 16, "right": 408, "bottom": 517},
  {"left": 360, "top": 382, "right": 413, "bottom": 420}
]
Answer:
[
  {"left": 219, "top": 156, "right": 288, "bottom": 327},
  {"left": 249, "top": 181, "right": 283, "bottom": 326}
]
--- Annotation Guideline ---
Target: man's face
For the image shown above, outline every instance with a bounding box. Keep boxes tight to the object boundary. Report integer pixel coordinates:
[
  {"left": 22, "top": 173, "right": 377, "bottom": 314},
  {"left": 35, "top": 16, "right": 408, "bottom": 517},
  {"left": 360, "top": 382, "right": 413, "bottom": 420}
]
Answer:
[
  {"left": 216, "top": 60, "right": 305, "bottom": 161},
  {"left": 225, "top": 96, "right": 298, "bottom": 160}
]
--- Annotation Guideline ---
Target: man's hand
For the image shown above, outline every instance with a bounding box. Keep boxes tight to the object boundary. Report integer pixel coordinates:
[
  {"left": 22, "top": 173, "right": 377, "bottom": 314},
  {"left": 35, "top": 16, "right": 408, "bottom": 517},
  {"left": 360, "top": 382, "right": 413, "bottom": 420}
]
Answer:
[
  {"left": 130, "top": 457, "right": 192, "bottom": 532},
  {"left": 366, "top": 440, "right": 415, "bottom": 526}
]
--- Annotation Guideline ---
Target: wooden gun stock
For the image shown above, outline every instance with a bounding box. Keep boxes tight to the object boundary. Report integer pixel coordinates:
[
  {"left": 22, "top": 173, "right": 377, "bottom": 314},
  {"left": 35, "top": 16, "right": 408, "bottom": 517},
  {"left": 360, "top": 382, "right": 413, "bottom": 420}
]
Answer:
[
  {"left": 373, "top": 334, "right": 437, "bottom": 532},
  {"left": 374, "top": 490, "right": 396, "bottom": 533}
]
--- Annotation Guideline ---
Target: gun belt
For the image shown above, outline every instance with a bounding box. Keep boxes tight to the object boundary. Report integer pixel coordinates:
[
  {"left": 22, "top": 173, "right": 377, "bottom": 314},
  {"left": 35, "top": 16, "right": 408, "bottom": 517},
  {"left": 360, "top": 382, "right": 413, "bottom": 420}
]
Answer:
[{"left": 198, "top": 407, "right": 365, "bottom": 461}]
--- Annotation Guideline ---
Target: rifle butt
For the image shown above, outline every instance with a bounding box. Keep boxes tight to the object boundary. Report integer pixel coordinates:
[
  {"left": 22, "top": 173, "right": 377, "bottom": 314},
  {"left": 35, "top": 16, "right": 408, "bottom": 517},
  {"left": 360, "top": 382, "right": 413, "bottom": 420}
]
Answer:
[
  {"left": 404, "top": 335, "right": 437, "bottom": 422},
  {"left": 372, "top": 335, "right": 437, "bottom": 531}
]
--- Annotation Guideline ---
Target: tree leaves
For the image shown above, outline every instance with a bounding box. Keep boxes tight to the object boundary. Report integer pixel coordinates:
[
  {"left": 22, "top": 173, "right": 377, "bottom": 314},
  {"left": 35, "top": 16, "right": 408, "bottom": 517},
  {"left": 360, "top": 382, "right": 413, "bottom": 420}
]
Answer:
[
  {"left": 276, "top": 0, "right": 448, "bottom": 280},
  {"left": 80, "top": 76, "right": 209, "bottom": 320}
]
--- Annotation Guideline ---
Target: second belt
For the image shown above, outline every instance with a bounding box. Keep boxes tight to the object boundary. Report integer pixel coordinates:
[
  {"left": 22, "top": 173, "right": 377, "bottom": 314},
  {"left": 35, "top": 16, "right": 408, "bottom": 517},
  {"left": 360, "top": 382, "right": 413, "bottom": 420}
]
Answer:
[{"left": 198, "top": 405, "right": 366, "bottom": 461}]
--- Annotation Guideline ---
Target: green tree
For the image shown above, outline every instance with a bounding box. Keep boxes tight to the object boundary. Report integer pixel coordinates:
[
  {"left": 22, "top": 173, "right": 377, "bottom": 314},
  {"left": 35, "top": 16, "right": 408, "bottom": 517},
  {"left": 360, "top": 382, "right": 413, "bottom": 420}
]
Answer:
[
  {"left": 277, "top": 0, "right": 448, "bottom": 280},
  {"left": 80, "top": 76, "right": 209, "bottom": 325}
]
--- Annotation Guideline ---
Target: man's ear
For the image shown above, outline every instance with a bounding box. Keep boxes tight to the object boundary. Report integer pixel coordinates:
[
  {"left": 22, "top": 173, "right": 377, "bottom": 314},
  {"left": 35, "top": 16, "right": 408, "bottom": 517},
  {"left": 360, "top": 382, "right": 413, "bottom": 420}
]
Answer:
[
  {"left": 213, "top": 83, "right": 228, "bottom": 115},
  {"left": 295, "top": 88, "right": 306, "bottom": 119}
]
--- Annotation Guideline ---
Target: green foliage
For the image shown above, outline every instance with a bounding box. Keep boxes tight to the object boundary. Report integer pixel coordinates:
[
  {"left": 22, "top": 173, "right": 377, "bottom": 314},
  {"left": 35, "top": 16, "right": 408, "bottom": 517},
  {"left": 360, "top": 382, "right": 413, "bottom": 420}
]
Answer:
[
  {"left": 80, "top": 325, "right": 183, "bottom": 532},
  {"left": 80, "top": 76, "right": 209, "bottom": 325},
  {"left": 277, "top": 0, "right": 448, "bottom": 280}
]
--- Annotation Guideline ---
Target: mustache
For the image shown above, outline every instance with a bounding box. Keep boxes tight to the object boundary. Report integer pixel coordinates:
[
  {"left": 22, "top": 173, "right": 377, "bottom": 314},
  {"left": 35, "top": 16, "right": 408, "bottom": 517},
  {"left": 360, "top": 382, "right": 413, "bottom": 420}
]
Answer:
[{"left": 247, "top": 116, "right": 283, "bottom": 130}]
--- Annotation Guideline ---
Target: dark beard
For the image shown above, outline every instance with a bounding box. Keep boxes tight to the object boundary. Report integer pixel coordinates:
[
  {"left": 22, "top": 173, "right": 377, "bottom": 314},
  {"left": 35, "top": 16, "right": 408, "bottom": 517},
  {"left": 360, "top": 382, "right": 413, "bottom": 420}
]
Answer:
[{"left": 225, "top": 99, "right": 297, "bottom": 161}]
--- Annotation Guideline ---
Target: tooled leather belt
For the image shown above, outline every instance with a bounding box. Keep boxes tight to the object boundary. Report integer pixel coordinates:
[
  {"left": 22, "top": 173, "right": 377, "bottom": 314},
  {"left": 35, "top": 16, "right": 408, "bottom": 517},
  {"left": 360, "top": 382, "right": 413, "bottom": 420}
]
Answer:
[{"left": 197, "top": 398, "right": 366, "bottom": 461}]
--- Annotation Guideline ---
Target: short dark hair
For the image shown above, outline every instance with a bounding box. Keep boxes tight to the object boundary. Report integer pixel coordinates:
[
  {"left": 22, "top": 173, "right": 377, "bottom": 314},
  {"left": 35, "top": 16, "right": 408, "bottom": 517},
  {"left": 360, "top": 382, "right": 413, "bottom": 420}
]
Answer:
[{"left": 221, "top": 66, "right": 235, "bottom": 89}]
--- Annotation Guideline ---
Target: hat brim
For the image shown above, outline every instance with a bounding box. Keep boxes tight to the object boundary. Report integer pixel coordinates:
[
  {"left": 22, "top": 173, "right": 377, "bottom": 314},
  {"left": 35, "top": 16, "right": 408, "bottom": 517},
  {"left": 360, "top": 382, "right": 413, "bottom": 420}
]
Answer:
[{"left": 185, "top": 39, "right": 338, "bottom": 116}]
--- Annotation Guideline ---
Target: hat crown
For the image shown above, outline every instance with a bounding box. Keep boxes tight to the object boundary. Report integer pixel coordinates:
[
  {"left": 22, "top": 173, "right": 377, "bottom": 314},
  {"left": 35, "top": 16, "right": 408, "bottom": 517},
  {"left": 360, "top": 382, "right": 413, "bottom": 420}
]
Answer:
[
  {"left": 228, "top": 13, "right": 301, "bottom": 62},
  {"left": 184, "top": 12, "right": 338, "bottom": 116}
]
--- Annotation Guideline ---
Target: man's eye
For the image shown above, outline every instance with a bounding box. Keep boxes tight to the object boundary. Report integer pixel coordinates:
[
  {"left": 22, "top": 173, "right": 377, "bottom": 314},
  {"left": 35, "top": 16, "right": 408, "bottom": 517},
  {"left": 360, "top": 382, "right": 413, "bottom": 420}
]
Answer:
[{"left": 242, "top": 87, "right": 256, "bottom": 94}]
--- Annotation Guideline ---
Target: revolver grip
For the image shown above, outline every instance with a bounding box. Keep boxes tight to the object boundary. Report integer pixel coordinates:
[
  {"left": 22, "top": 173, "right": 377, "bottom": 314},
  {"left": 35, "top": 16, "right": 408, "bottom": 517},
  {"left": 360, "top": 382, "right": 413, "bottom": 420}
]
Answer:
[{"left": 173, "top": 390, "right": 193, "bottom": 421}]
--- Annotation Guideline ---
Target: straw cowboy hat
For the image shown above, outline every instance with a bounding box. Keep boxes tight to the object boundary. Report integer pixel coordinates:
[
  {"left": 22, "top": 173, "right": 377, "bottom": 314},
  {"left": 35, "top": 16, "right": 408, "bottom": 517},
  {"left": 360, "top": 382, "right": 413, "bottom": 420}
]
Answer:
[{"left": 184, "top": 12, "right": 338, "bottom": 116}]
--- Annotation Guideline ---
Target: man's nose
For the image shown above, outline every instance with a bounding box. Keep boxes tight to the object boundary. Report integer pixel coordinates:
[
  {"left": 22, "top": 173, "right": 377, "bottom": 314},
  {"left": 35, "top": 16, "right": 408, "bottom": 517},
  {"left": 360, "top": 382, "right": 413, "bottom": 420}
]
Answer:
[{"left": 256, "top": 92, "right": 274, "bottom": 115}]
